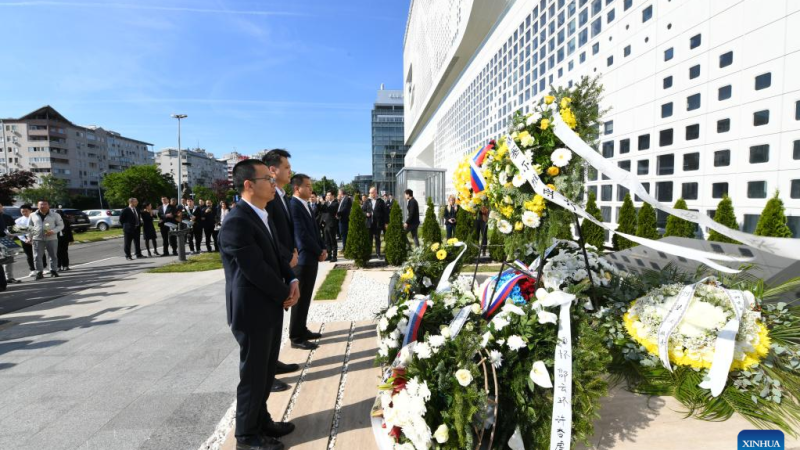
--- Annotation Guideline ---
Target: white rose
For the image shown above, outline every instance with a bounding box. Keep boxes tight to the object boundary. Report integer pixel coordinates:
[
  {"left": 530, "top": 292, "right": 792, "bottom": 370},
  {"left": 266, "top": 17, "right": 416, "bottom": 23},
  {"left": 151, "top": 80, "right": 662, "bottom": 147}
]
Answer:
[
  {"left": 455, "top": 369, "right": 473, "bottom": 387},
  {"left": 491, "top": 316, "right": 509, "bottom": 331},
  {"left": 440, "top": 326, "right": 452, "bottom": 339},
  {"left": 433, "top": 424, "right": 449, "bottom": 443},
  {"left": 471, "top": 303, "right": 482, "bottom": 315}
]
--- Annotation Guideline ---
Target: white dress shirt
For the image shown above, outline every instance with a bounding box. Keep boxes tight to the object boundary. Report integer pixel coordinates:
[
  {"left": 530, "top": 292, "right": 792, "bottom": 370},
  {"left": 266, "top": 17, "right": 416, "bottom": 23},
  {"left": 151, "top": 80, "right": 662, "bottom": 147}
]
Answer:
[{"left": 242, "top": 199, "right": 273, "bottom": 239}]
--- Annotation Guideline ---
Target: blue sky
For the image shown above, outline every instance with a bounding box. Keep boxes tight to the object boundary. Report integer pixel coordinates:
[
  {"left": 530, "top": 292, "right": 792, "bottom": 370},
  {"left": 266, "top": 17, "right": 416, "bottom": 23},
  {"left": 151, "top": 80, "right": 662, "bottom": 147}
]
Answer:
[{"left": 0, "top": 0, "right": 409, "bottom": 183}]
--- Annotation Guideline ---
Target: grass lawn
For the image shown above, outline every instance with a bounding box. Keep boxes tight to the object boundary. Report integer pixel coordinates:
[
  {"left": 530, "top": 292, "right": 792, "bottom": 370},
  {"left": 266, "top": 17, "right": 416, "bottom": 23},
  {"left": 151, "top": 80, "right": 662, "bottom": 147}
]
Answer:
[
  {"left": 148, "top": 252, "right": 223, "bottom": 273},
  {"left": 474, "top": 264, "right": 503, "bottom": 273},
  {"left": 73, "top": 228, "right": 124, "bottom": 243},
  {"left": 314, "top": 268, "right": 347, "bottom": 300}
]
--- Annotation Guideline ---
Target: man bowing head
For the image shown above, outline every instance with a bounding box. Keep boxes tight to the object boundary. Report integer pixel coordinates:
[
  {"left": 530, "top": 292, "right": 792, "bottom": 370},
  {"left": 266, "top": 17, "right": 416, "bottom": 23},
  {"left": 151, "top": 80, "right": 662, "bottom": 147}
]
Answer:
[{"left": 219, "top": 159, "right": 299, "bottom": 450}]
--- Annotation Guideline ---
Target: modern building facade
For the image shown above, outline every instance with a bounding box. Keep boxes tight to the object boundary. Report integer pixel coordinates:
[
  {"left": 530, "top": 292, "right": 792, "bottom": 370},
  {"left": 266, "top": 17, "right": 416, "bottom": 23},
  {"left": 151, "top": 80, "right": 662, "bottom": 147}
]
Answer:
[
  {"left": 220, "top": 151, "right": 250, "bottom": 182},
  {"left": 352, "top": 174, "right": 374, "bottom": 197},
  {"left": 0, "top": 106, "right": 153, "bottom": 192},
  {"left": 372, "top": 86, "right": 409, "bottom": 196},
  {"left": 404, "top": 0, "right": 800, "bottom": 240},
  {"left": 155, "top": 148, "right": 228, "bottom": 189}
]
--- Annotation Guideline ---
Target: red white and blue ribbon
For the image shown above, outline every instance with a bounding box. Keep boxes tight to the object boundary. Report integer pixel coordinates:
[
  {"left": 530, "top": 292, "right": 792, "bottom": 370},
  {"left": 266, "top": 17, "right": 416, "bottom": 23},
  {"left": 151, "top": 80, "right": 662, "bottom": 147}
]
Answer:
[
  {"left": 481, "top": 270, "right": 525, "bottom": 318},
  {"left": 469, "top": 141, "right": 494, "bottom": 193},
  {"left": 402, "top": 300, "right": 428, "bottom": 347}
]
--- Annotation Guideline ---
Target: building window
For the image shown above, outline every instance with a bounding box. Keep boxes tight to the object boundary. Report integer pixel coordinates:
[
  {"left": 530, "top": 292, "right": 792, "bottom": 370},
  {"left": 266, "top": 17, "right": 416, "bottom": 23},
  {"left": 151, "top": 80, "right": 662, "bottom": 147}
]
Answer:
[
  {"left": 661, "top": 102, "right": 673, "bottom": 118},
  {"left": 635, "top": 182, "right": 651, "bottom": 202},
  {"left": 664, "top": 47, "right": 673, "bottom": 61},
  {"left": 712, "top": 182, "right": 728, "bottom": 198},
  {"left": 796, "top": 100, "right": 800, "bottom": 120},
  {"left": 607, "top": 55, "right": 614, "bottom": 66},
  {"left": 656, "top": 181, "right": 673, "bottom": 202},
  {"left": 642, "top": 5, "right": 652, "bottom": 22},
  {"left": 663, "top": 75, "right": 673, "bottom": 89},
  {"left": 592, "top": 42, "right": 600, "bottom": 55},
  {"left": 601, "top": 184, "right": 613, "bottom": 201},
  {"left": 638, "top": 134, "right": 650, "bottom": 150},
  {"left": 617, "top": 185, "right": 630, "bottom": 201},
  {"left": 624, "top": 0, "right": 633, "bottom": 10},
  {"left": 753, "top": 109, "right": 770, "bottom": 126},
  {"left": 687, "top": 93, "right": 701, "bottom": 111},
  {"left": 718, "top": 85, "right": 732, "bottom": 101},
  {"left": 791, "top": 180, "right": 800, "bottom": 199},
  {"left": 749, "top": 144, "right": 769, "bottom": 163},
  {"left": 592, "top": 18, "right": 602, "bottom": 37},
  {"left": 685, "top": 124, "right": 700, "bottom": 140},
  {"left": 719, "top": 51, "right": 733, "bottom": 68},
  {"left": 689, "top": 64, "right": 700, "bottom": 79},
  {"left": 624, "top": 45, "right": 631, "bottom": 57},
  {"left": 618, "top": 160, "right": 631, "bottom": 172},
  {"left": 714, "top": 150, "right": 731, "bottom": 167},
  {"left": 659, "top": 128, "right": 673, "bottom": 147},
  {"left": 602, "top": 141, "right": 615, "bottom": 157},
  {"left": 601, "top": 206, "right": 612, "bottom": 222},
  {"left": 608, "top": 9, "right": 616, "bottom": 23},
  {"left": 794, "top": 140, "right": 800, "bottom": 160},
  {"left": 743, "top": 215, "right": 760, "bottom": 234},
  {"left": 682, "top": 182, "right": 699, "bottom": 200},
  {"left": 588, "top": 167, "right": 598, "bottom": 181},
  {"left": 619, "top": 138, "right": 630, "bottom": 154},
  {"left": 689, "top": 33, "right": 701, "bottom": 49},
  {"left": 755, "top": 72, "right": 771, "bottom": 90},
  {"left": 657, "top": 154, "right": 674, "bottom": 175},
  {"left": 683, "top": 152, "right": 699, "bottom": 171},
  {"left": 717, "top": 118, "right": 730, "bottom": 133},
  {"left": 747, "top": 181, "right": 767, "bottom": 199},
  {"left": 637, "top": 159, "right": 649, "bottom": 175},
  {"left": 604, "top": 120, "right": 614, "bottom": 135}
]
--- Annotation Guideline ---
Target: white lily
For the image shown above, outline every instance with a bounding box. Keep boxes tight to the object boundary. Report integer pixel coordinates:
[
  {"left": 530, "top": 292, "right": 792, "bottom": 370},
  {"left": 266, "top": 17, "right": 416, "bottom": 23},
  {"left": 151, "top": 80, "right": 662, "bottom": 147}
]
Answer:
[{"left": 529, "top": 360, "right": 553, "bottom": 388}]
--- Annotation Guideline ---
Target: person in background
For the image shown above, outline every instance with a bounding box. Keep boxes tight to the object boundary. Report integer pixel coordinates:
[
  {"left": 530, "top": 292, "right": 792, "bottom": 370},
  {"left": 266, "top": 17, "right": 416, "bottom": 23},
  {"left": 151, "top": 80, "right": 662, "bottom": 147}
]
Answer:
[
  {"left": 444, "top": 195, "right": 458, "bottom": 239},
  {"left": 476, "top": 204, "right": 489, "bottom": 257},
  {"left": 119, "top": 197, "right": 145, "bottom": 261},
  {"left": 197, "top": 198, "right": 205, "bottom": 208},
  {"left": 362, "top": 187, "right": 387, "bottom": 258},
  {"left": 203, "top": 199, "right": 218, "bottom": 252},
  {"left": 219, "top": 200, "right": 231, "bottom": 224},
  {"left": 335, "top": 189, "right": 352, "bottom": 251},
  {"left": 158, "top": 197, "right": 178, "bottom": 256},
  {"left": 403, "top": 189, "right": 420, "bottom": 248},
  {"left": 141, "top": 202, "right": 159, "bottom": 256},
  {"left": 29, "top": 200, "right": 63, "bottom": 280},
  {"left": 15, "top": 204, "right": 42, "bottom": 276},
  {"left": 55, "top": 209, "right": 73, "bottom": 271},
  {"left": 320, "top": 191, "right": 339, "bottom": 262},
  {"left": 184, "top": 198, "right": 201, "bottom": 254},
  {"left": 0, "top": 204, "right": 20, "bottom": 284}
]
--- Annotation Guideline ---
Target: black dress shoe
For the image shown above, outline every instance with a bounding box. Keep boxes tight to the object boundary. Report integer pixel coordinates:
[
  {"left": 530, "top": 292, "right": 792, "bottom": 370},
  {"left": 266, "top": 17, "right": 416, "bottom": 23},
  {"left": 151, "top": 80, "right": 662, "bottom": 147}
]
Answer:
[
  {"left": 303, "top": 330, "right": 322, "bottom": 340},
  {"left": 261, "top": 420, "right": 295, "bottom": 438},
  {"left": 276, "top": 362, "right": 300, "bottom": 374},
  {"left": 161, "top": 253, "right": 170, "bottom": 257},
  {"left": 236, "top": 435, "right": 284, "bottom": 450},
  {"left": 271, "top": 379, "right": 290, "bottom": 392},
  {"left": 35, "top": 272, "right": 44, "bottom": 280},
  {"left": 126, "top": 256, "right": 133, "bottom": 260},
  {"left": 135, "top": 254, "right": 147, "bottom": 258},
  {"left": 290, "top": 340, "right": 318, "bottom": 350},
  {"left": 7, "top": 278, "right": 20, "bottom": 284},
  {"left": 50, "top": 271, "right": 59, "bottom": 278}
]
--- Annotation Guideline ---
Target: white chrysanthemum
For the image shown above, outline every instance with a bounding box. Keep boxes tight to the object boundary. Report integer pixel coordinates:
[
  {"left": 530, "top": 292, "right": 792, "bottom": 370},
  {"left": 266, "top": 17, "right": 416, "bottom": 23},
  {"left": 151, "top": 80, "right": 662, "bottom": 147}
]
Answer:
[
  {"left": 428, "top": 335, "right": 446, "bottom": 348},
  {"left": 516, "top": 122, "right": 526, "bottom": 131},
  {"left": 443, "top": 295, "right": 457, "bottom": 308},
  {"left": 677, "top": 301, "right": 728, "bottom": 337},
  {"left": 498, "top": 220, "right": 513, "bottom": 234},
  {"left": 379, "top": 317, "right": 389, "bottom": 332},
  {"left": 415, "top": 342, "right": 432, "bottom": 359},
  {"left": 522, "top": 210, "right": 541, "bottom": 228},
  {"left": 512, "top": 173, "right": 526, "bottom": 187},
  {"left": 551, "top": 147, "right": 573, "bottom": 167},
  {"left": 385, "top": 306, "right": 398, "bottom": 319},
  {"left": 455, "top": 369, "right": 473, "bottom": 386},
  {"left": 507, "top": 335, "right": 526, "bottom": 351},
  {"left": 489, "top": 349, "right": 503, "bottom": 368}
]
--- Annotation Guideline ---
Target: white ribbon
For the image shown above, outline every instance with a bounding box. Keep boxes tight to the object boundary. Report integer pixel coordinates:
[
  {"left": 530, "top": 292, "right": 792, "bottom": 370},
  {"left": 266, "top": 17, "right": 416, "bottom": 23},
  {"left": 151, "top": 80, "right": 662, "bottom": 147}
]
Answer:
[
  {"left": 505, "top": 136, "right": 749, "bottom": 274},
  {"left": 548, "top": 293, "right": 574, "bottom": 450},
  {"left": 436, "top": 241, "right": 468, "bottom": 292},
  {"left": 549, "top": 109, "right": 800, "bottom": 261},
  {"left": 656, "top": 278, "right": 747, "bottom": 397}
]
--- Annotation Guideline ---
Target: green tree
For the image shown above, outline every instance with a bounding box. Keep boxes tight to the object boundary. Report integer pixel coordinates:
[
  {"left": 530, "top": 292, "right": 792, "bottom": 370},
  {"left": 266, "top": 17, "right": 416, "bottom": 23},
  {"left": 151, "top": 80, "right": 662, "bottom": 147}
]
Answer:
[
  {"left": 211, "top": 178, "right": 233, "bottom": 201},
  {"left": 664, "top": 198, "right": 696, "bottom": 238},
  {"left": 613, "top": 193, "right": 637, "bottom": 250},
  {"left": 19, "top": 175, "right": 69, "bottom": 206},
  {"left": 580, "top": 191, "right": 605, "bottom": 249},
  {"left": 635, "top": 202, "right": 659, "bottom": 240},
  {"left": 421, "top": 197, "right": 442, "bottom": 246},
  {"left": 455, "top": 206, "right": 479, "bottom": 262},
  {"left": 102, "top": 165, "right": 177, "bottom": 208},
  {"left": 488, "top": 226, "right": 507, "bottom": 262},
  {"left": 384, "top": 201, "right": 409, "bottom": 266},
  {"left": 0, "top": 170, "right": 35, "bottom": 204},
  {"left": 344, "top": 198, "right": 371, "bottom": 267},
  {"left": 708, "top": 195, "right": 740, "bottom": 244},
  {"left": 192, "top": 185, "right": 215, "bottom": 202},
  {"left": 754, "top": 191, "right": 793, "bottom": 238},
  {"left": 312, "top": 176, "right": 337, "bottom": 197}
]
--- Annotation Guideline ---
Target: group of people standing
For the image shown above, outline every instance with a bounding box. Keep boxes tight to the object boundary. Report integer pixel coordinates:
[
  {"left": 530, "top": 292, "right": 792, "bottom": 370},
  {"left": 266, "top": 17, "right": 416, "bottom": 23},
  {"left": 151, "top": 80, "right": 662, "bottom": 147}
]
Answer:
[{"left": 360, "top": 187, "right": 420, "bottom": 257}]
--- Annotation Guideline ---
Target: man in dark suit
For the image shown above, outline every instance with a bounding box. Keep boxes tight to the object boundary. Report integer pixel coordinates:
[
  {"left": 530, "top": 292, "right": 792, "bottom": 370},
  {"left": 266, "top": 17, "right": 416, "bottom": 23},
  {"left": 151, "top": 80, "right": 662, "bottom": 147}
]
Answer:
[
  {"left": 184, "top": 198, "right": 202, "bottom": 254},
  {"left": 362, "top": 186, "right": 387, "bottom": 257},
  {"left": 403, "top": 189, "right": 421, "bottom": 248},
  {"left": 119, "top": 198, "right": 145, "bottom": 260},
  {"left": 262, "top": 149, "right": 302, "bottom": 391},
  {"left": 157, "top": 196, "right": 177, "bottom": 256},
  {"left": 336, "top": 189, "right": 352, "bottom": 251},
  {"left": 289, "top": 174, "right": 327, "bottom": 350},
  {"left": 220, "top": 159, "right": 299, "bottom": 450},
  {"left": 320, "top": 191, "right": 339, "bottom": 262}
]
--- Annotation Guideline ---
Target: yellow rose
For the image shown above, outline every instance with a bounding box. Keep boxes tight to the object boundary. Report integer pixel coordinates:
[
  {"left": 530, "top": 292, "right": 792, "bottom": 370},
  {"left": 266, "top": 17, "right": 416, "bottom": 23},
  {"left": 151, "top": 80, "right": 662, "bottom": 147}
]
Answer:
[
  {"left": 436, "top": 249, "right": 448, "bottom": 260},
  {"left": 446, "top": 238, "right": 459, "bottom": 245},
  {"left": 544, "top": 95, "right": 555, "bottom": 105},
  {"left": 560, "top": 97, "right": 572, "bottom": 109},
  {"left": 547, "top": 184, "right": 557, "bottom": 191},
  {"left": 514, "top": 221, "right": 523, "bottom": 231},
  {"left": 517, "top": 130, "right": 530, "bottom": 142},
  {"left": 431, "top": 242, "right": 440, "bottom": 252},
  {"left": 547, "top": 166, "right": 560, "bottom": 176},
  {"left": 540, "top": 118, "right": 550, "bottom": 130}
]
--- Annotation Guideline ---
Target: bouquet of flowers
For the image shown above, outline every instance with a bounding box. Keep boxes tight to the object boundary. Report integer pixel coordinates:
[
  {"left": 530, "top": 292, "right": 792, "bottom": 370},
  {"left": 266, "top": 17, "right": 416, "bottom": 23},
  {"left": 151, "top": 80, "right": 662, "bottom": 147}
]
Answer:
[
  {"left": 11, "top": 224, "right": 29, "bottom": 234},
  {"left": 540, "top": 240, "right": 617, "bottom": 290},
  {"left": 391, "top": 238, "right": 467, "bottom": 305}
]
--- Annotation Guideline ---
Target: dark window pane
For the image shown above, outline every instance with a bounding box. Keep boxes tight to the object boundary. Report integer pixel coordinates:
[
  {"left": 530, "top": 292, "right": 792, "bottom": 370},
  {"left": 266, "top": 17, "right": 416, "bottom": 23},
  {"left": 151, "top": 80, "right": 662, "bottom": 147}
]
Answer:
[
  {"left": 618, "top": 160, "right": 631, "bottom": 171},
  {"left": 656, "top": 181, "right": 673, "bottom": 202},
  {"left": 602, "top": 141, "right": 614, "bottom": 157},
  {"left": 588, "top": 185, "right": 597, "bottom": 198},
  {"left": 601, "top": 206, "right": 611, "bottom": 222},
  {"left": 719, "top": 51, "right": 733, "bottom": 68},
  {"left": 794, "top": 140, "right": 800, "bottom": 160},
  {"left": 637, "top": 159, "right": 649, "bottom": 175},
  {"left": 749, "top": 144, "right": 769, "bottom": 163},
  {"left": 714, "top": 150, "right": 730, "bottom": 167},
  {"left": 635, "top": 182, "right": 650, "bottom": 202},
  {"left": 592, "top": 42, "right": 600, "bottom": 54},
  {"left": 664, "top": 47, "right": 673, "bottom": 61},
  {"left": 683, "top": 152, "right": 699, "bottom": 171},
  {"left": 743, "top": 215, "right": 759, "bottom": 233},
  {"left": 717, "top": 118, "right": 730, "bottom": 133},
  {"left": 638, "top": 134, "right": 650, "bottom": 150},
  {"left": 791, "top": 180, "right": 800, "bottom": 199},
  {"left": 661, "top": 102, "right": 673, "bottom": 118},
  {"left": 682, "top": 182, "right": 698, "bottom": 200},
  {"left": 663, "top": 76, "right": 673, "bottom": 89},
  {"left": 789, "top": 217, "right": 800, "bottom": 238},
  {"left": 607, "top": 55, "right": 614, "bottom": 66},
  {"left": 712, "top": 182, "right": 728, "bottom": 198},
  {"left": 659, "top": 128, "right": 673, "bottom": 147},
  {"left": 604, "top": 120, "right": 614, "bottom": 135},
  {"left": 620, "top": 138, "right": 630, "bottom": 154},
  {"left": 657, "top": 154, "right": 674, "bottom": 175},
  {"left": 689, "top": 34, "right": 702, "bottom": 49},
  {"left": 755, "top": 72, "right": 771, "bottom": 90},
  {"left": 689, "top": 64, "right": 700, "bottom": 79},
  {"left": 624, "top": 0, "right": 632, "bottom": 10},
  {"left": 601, "top": 184, "right": 613, "bottom": 201},
  {"left": 687, "top": 93, "right": 701, "bottom": 111},
  {"left": 642, "top": 5, "right": 652, "bottom": 22},
  {"left": 796, "top": 101, "right": 800, "bottom": 120},
  {"left": 753, "top": 109, "right": 770, "bottom": 126},
  {"left": 718, "top": 85, "right": 732, "bottom": 100},
  {"left": 592, "top": 18, "right": 602, "bottom": 37},
  {"left": 747, "top": 181, "right": 767, "bottom": 199},
  {"left": 685, "top": 124, "right": 700, "bottom": 140},
  {"left": 617, "top": 185, "right": 629, "bottom": 201},
  {"left": 624, "top": 44, "right": 631, "bottom": 56}
]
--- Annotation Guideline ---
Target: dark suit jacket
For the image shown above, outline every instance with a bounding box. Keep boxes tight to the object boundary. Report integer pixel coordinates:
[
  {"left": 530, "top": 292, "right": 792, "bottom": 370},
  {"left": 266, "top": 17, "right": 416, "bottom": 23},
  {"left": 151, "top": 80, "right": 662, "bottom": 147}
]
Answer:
[
  {"left": 266, "top": 191, "right": 296, "bottom": 267},
  {"left": 119, "top": 207, "right": 142, "bottom": 233},
  {"left": 57, "top": 212, "right": 74, "bottom": 242},
  {"left": 185, "top": 205, "right": 201, "bottom": 224},
  {"left": 320, "top": 200, "right": 339, "bottom": 229},
  {"left": 220, "top": 200, "right": 293, "bottom": 330},
  {"left": 444, "top": 204, "right": 459, "bottom": 223},
  {"left": 405, "top": 198, "right": 420, "bottom": 227},
  {"left": 0, "top": 213, "right": 14, "bottom": 238},
  {"left": 336, "top": 196, "right": 352, "bottom": 224},
  {"left": 289, "top": 197, "right": 324, "bottom": 266},
  {"left": 362, "top": 198, "right": 386, "bottom": 230},
  {"left": 157, "top": 204, "right": 177, "bottom": 227}
]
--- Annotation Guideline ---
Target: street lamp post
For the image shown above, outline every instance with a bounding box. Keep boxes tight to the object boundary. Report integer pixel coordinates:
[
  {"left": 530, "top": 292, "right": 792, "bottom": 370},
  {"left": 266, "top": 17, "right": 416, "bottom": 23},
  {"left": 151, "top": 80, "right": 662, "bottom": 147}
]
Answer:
[{"left": 171, "top": 114, "right": 187, "bottom": 199}]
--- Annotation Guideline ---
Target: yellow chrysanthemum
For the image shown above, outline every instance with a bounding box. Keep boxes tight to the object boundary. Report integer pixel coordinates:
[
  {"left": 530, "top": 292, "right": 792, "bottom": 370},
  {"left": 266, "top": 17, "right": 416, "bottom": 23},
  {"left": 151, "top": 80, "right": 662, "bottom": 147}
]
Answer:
[
  {"left": 446, "top": 238, "right": 459, "bottom": 245},
  {"left": 523, "top": 194, "right": 547, "bottom": 216},
  {"left": 400, "top": 268, "right": 414, "bottom": 281},
  {"left": 436, "top": 249, "right": 448, "bottom": 260},
  {"left": 560, "top": 107, "right": 577, "bottom": 129},
  {"left": 546, "top": 184, "right": 557, "bottom": 191},
  {"left": 514, "top": 221, "right": 523, "bottom": 231},
  {"left": 540, "top": 118, "right": 550, "bottom": 130},
  {"left": 544, "top": 95, "right": 555, "bottom": 105},
  {"left": 560, "top": 97, "right": 572, "bottom": 109},
  {"left": 496, "top": 141, "right": 508, "bottom": 158},
  {"left": 547, "top": 166, "right": 560, "bottom": 176},
  {"left": 430, "top": 242, "right": 440, "bottom": 252},
  {"left": 500, "top": 205, "right": 514, "bottom": 218},
  {"left": 517, "top": 130, "right": 530, "bottom": 141}
]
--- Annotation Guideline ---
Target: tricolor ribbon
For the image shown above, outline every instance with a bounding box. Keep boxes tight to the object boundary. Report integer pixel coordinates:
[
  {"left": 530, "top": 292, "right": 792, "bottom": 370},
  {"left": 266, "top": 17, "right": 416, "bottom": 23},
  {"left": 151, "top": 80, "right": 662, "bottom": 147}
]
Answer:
[
  {"left": 469, "top": 141, "right": 495, "bottom": 193},
  {"left": 402, "top": 300, "right": 428, "bottom": 347},
  {"left": 481, "top": 269, "right": 526, "bottom": 318}
]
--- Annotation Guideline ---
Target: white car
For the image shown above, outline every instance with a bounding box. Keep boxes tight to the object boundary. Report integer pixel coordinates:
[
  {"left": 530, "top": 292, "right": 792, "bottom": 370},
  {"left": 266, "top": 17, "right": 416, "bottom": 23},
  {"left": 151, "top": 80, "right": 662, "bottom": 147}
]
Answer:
[{"left": 83, "top": 209, "right": 122, "bottom": 231}]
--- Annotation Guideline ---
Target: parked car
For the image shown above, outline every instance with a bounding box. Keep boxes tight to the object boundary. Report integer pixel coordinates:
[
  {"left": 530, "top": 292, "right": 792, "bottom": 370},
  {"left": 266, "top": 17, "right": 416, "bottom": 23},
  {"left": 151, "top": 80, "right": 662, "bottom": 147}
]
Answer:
[
  {"left": 84, "top": 209, "right": 122, "bottom": 231},
  {"left": 3, "top": 206, "right": 21, "bottom": 221},
  {"left": 58, "top": 208, "right": 91, "bottom": 233}
]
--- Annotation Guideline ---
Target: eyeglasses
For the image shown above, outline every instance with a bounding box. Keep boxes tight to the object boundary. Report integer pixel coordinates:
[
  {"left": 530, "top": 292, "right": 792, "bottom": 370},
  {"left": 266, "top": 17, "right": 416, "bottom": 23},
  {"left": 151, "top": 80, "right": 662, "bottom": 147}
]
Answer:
[{"left": 249, "top": 176, "right": 276, "bottom": 185}]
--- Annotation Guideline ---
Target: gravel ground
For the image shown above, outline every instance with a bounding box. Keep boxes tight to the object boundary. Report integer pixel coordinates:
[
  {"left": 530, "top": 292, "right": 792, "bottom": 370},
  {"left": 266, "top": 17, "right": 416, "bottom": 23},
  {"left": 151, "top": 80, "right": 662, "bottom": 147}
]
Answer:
[{"left": 307, "top": 271, "right": 390, "bottom": 323}]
